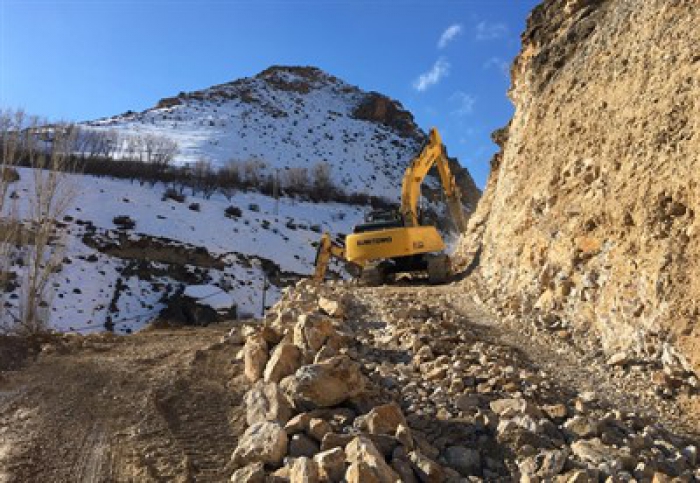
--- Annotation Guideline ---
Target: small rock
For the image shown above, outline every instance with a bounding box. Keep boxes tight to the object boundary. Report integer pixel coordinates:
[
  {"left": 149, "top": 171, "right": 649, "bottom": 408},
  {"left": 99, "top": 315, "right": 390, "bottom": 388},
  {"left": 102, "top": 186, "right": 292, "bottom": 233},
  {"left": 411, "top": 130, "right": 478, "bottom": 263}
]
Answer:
[
  {"left": 285, "top": 413, "right": 312, "bottom": 434},
  {"left": 564, "top": 416, "right": 600, "bottom": 438},
  {"left": 230, "top": 462, "right": 266, "bottom": 483},
  {"left": 318, "top": 297, "right": 345, "bottom": 318},
  {"left": 308, "top": 418, "right": 333, "bottom": 442},
  {"left": 408, "top": 450, "right": 445, "bottom": 483},
  {"left": 606, "top": 352, "right": 629, "bottom": 367}
]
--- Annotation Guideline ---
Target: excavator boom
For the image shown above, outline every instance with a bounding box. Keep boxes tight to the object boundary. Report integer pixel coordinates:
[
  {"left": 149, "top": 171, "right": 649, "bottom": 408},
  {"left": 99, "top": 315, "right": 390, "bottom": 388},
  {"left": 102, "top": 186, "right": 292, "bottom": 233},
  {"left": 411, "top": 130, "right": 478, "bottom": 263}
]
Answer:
[{"left": 400, "top": 128, "right": 467, "bottom": 232}]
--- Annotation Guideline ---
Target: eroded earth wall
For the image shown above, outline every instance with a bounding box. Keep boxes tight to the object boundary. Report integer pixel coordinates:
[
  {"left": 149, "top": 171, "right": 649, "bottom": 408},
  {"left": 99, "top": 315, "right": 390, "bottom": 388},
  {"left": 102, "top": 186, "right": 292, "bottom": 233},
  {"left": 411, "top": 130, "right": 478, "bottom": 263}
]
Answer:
[{"left": 457, "top": 0, "right": 700, "bottom": 373}]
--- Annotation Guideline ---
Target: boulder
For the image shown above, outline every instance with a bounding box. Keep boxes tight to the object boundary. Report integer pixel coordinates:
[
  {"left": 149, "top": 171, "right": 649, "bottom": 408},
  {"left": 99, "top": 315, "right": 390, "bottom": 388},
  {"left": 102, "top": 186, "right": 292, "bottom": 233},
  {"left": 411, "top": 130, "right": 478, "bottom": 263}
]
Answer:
[
  {"left": 231, "top": 422, "right": 288, "bottom": 468},
  {"left": 230, "top": 462, "right": 266, "bottom": 483},
  {"left": 293, "top": 314, "right": 337, "bottom": 356},
  {"left": 408, "top": 450, "right": 445, "bottom": 483},
  {"left": 444, "top": 446, "right": 481, "bottom": 477},
  {"left": 281, "top": 355, "right": 366, "bottom": 410},
  {"left": 345, "top": 436, "right": 400, "bottom": 483},
  {"left": 264, "top": 342, "right": 302, "bottom": 383},
  {"left": 244, "top": 335, "right": 269, "bottom": 383},
  {"left": 308, "top": 418, "right": 333, "bottom": 442},
  {"left": 289, "top": 433, "right": 320, "bottom": 458},
  {"left": 313, "top": 447, "right": 346, "bottom": 482},
  {"left": 290, "top": 456, "right": 319, "bottom": 483},
  {"left": 318, "top": 297, "right": 345, "bottom": 318},
  {"left": 244, "top": 381, "right": 293, "bottom": 426},
  {"left": 366, "top": 403, "right": 407, "bottom": 436}
]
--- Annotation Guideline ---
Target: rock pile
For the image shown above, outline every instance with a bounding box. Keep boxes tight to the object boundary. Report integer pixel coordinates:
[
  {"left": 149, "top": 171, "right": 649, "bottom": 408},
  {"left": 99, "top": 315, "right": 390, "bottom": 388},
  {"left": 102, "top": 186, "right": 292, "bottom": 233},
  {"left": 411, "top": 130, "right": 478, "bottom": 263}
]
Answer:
[{"left": 226, "top": 281, "right": 699, "bottom": 482}]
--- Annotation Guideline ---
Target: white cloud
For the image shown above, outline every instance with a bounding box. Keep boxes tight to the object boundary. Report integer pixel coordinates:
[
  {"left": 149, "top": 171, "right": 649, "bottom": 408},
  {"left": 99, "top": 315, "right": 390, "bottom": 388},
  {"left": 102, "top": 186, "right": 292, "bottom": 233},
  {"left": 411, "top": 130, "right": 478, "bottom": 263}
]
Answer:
[
  {"left": 475, "top": 21, "right": 508, "bottom": 41},
  {"left": 484, "top": 56, "right": 510, "bottom": 77},
  {"left": 451, "top": 91, "right": 476, "bottom": 116},
  {"left": 413, "top": 58, "right": 450, "bottom": 92},
  {"left": 438, "top": 24, "right": 463, "bottom": 49}
]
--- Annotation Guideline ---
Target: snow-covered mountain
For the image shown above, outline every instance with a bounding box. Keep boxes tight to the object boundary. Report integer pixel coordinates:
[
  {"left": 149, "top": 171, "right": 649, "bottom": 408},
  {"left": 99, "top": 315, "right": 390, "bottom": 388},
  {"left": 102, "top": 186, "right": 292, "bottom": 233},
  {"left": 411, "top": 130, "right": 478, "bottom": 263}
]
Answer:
[
  {"left": 3, "top": 67, "right": 480, "bottom": 335},
  {"left": 85, "top": 66, "right": 479, "bottom": 206}
]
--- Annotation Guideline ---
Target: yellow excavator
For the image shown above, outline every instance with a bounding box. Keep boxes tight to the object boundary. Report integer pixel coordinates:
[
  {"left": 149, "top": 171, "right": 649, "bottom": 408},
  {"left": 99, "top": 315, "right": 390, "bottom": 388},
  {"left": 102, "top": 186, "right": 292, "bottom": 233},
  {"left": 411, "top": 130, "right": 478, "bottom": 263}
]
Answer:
[{"left": 313, "top": 128, "right": 468, "bottom": 285}]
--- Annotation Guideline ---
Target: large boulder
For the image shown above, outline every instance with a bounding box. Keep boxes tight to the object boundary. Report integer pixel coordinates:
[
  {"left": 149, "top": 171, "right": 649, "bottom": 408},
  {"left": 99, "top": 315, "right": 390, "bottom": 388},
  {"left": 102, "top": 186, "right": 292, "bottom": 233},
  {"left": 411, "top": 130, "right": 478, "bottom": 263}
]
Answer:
[
  {"left": 264, "top": 342, "right": 302, "bottom": 383},
  {"left": 281, "top": 355, "right": 366, "bottom": 410},
  {"left": 231, "top": 422, "right": 288, "bottom": 468},
  {"left": 244, "top": 334, "right": 269, "bottom": 383},
  {"left": 244, "top": 381, "right": 293, "bottom": 426},
  {"left": 293, "top": 313, "right": 337, "bottom": 356}
]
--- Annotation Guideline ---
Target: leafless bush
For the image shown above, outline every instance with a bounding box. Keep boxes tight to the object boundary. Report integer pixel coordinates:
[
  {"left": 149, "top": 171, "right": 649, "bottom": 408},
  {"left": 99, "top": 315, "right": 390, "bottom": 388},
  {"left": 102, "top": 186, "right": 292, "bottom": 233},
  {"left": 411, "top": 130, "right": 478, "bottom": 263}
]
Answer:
[
  {"left": 242, "top": 157, "right": 267, "bottom": 186},
  {"left": 190, "top": 158, "right": 217, "bottom": 199}
]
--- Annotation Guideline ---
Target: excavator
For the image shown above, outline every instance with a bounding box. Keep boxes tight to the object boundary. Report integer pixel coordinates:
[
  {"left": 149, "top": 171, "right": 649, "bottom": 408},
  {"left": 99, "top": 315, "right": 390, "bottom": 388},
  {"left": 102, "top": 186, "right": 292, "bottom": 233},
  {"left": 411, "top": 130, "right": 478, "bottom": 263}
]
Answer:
[{"left": 313, "top": 128, "right": 468, "bottom": 285}]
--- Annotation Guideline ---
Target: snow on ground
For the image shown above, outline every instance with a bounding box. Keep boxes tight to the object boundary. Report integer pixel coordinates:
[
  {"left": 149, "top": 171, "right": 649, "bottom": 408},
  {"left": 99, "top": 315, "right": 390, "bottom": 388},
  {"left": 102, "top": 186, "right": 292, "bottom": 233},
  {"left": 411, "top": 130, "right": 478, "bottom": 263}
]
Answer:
[{"left": 4, "top": 167, "right": 365, "bottom": 334}]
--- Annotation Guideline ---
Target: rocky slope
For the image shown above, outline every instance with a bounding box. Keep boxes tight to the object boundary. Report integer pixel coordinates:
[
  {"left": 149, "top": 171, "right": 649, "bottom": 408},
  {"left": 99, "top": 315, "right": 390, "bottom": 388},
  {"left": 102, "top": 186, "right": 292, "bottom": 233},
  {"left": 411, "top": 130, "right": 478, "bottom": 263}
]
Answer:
[{"left": 456, "top": 0, "right": 700, "bottom": 377}]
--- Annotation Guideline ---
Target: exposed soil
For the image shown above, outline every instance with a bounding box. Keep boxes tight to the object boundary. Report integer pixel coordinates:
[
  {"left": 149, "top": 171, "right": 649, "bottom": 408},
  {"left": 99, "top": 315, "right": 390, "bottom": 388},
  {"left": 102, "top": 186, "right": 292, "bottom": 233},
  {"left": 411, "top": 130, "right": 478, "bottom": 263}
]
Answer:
[{"left": 0, "top": 325, "right": 248, "bottom": 483}]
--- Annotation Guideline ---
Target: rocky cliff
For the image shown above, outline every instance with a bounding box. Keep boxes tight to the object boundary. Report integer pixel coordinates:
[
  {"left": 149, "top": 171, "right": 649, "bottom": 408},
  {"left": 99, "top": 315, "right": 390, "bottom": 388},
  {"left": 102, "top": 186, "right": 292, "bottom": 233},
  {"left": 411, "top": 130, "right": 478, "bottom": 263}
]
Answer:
[{"left": 457, "top": 0, "right": 700, "bottom": 375}]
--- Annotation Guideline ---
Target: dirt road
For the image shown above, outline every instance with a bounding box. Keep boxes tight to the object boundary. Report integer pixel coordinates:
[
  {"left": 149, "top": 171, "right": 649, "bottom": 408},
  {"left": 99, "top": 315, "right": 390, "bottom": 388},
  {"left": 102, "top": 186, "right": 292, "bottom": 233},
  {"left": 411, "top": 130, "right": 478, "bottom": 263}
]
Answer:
[{"left": 0, "top": 326, "right": 247, "bottom": 483}]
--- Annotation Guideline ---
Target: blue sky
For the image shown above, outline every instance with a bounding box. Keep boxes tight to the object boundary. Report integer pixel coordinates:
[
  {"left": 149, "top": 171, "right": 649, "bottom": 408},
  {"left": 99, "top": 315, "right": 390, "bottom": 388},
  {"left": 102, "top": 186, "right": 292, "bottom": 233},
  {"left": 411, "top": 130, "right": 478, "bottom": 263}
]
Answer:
[{"left": 0, "top": 0, "right": 539, "bottom": 187}]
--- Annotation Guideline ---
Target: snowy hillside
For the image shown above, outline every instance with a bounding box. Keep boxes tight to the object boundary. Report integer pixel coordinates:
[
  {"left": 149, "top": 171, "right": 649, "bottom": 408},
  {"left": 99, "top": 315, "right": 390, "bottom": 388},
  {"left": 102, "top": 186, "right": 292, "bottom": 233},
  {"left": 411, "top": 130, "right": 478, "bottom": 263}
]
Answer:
[
  {"left": 5, "top": 167, "right": 364, "bottom": 334},
  {"left": 2, "top": 67, "right": 481, "bottom": 335},
  {"left": 84, "top": 66, "right": 478, "bottom": 206}
]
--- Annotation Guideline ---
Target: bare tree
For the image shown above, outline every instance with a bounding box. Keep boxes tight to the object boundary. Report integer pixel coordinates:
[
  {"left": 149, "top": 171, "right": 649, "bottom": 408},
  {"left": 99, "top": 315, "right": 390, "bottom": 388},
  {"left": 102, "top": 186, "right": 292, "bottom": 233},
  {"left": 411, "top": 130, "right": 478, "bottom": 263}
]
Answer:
[
  {"left": 0, "top": 109, "right": 24, "bottom": 329},
  {"left": 311, "top": 161, "right": 333, "bottom": 197},
  {"left": 242, "top": 157, "right": 267, "bottom": 187},
  {"left": 284, "top": 167, "right": 309, "bottom": 192},
  {"left": 2, "top": 116, "right": 78, "bottom": 334},
  {"left": 191, "top": 158, "right": 217, "bottom": 199}
]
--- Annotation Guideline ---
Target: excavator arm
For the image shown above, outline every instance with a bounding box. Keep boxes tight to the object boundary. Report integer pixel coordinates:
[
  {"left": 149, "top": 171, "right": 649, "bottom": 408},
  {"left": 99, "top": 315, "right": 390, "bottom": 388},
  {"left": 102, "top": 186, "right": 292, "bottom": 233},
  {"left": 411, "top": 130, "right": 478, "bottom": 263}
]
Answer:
[
  {"left": 313, "top": 232, "right": 348, "bottom": 282},
  {"left": 399, "top": 128, "right": 468, "bottom": 233}
]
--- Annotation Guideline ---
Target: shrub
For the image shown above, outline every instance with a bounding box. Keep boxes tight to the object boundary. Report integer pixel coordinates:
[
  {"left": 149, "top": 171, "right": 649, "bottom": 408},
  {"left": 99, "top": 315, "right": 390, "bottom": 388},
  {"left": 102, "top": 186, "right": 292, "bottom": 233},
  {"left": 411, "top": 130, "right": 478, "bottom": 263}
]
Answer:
[
  {"left": 225, "top": 206, "right": 242, "bottom": 218},
  {"left": 113, "top": 215, "right": 136, "bottom": 229},
  {"left": 188, "top": 202, "right": 201, "bottom": 212},
  {"left": 248, "top": 203, "right": 260, "bottom": 212},
  {"left": 163, "top": 187, "right": 186, "bottom": 203}
]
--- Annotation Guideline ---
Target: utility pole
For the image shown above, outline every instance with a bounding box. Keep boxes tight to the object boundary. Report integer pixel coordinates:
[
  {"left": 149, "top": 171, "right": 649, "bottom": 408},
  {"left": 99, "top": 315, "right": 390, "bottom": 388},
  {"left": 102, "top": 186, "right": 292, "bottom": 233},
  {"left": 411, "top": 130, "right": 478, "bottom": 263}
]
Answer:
[
  {"left": 260, "top": 269, "right": 268, "bottom": 318},
  {"left": 273, "top": 168, "right": 280, "bottom": 216}
]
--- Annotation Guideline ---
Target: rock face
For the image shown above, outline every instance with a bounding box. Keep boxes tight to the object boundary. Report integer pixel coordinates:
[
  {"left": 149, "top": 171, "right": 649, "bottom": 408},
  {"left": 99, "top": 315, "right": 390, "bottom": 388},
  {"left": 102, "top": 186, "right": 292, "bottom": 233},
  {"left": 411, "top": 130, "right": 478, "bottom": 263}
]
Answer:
[{"left": 457, "top": 0, "right": 700, "bottom": 374}]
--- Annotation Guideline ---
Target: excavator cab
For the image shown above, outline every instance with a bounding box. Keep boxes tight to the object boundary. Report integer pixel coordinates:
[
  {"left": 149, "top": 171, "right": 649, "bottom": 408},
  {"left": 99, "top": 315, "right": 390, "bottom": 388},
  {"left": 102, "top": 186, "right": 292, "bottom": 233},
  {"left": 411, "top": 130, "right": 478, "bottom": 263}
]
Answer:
[{"left": 353, "top": 210, "right": 404, "bottom": 234}]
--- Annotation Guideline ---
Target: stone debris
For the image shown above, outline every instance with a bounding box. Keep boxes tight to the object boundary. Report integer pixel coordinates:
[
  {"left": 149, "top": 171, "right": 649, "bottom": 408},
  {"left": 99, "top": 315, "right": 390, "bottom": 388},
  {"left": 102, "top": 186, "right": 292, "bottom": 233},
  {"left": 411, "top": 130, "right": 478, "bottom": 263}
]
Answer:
[{"left": 228, "top": 280, "right": 699, "bottom": 482}]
